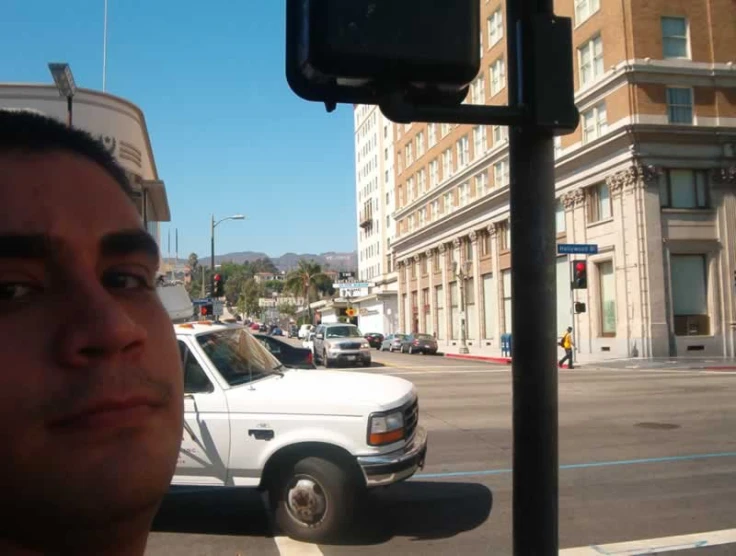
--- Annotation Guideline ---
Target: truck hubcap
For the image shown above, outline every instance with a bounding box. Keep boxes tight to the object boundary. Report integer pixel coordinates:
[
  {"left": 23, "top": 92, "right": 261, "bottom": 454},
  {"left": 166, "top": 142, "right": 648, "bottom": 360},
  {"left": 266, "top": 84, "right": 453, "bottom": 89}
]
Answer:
[{"left": 286, "top": 476, "right": 327, "bottom": 525}]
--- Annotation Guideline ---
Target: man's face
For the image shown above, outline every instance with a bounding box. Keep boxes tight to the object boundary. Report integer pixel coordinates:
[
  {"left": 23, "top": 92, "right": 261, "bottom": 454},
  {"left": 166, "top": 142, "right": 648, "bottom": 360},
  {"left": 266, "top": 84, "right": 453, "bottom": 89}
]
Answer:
[{"left": 0, "top": 151, "right": 183, "bottom": 533}]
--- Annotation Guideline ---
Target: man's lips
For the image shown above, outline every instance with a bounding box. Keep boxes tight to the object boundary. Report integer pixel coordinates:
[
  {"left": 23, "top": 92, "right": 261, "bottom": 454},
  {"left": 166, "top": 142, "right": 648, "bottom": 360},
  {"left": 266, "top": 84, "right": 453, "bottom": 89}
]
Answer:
[{"left": 49, "top": 396, "right": 165, "bottom": 430}]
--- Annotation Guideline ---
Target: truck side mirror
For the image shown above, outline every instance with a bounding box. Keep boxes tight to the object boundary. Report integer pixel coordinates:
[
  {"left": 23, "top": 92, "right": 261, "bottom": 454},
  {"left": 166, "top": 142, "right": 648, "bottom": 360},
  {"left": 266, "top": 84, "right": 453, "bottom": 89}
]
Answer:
[{"left": 286, "top": 0, "right": 480, "bottom": 110}]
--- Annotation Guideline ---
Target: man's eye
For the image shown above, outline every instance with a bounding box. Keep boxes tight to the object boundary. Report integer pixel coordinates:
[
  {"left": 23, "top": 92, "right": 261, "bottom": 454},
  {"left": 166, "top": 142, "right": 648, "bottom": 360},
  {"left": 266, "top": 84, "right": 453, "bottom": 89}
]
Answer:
[
  {"left": 102, "top": 271, "right": 153, "bottom": 291},
  {"left": 0, "top": 283, "right": 37, "bottom": 302}
]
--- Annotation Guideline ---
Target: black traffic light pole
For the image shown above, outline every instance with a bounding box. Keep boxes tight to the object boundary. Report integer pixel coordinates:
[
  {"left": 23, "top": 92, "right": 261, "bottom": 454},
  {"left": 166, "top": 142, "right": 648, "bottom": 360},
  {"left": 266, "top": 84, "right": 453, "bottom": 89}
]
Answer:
[{"left": 507, "top": 0, "right": 559, "bottom": 553}]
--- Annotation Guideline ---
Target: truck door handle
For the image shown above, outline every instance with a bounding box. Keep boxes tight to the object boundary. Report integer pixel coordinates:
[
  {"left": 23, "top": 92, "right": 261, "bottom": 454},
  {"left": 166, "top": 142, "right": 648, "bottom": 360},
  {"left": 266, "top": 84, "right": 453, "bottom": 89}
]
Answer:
[{"left": 248, "top": 429, "right": 274, "bottom": 441}]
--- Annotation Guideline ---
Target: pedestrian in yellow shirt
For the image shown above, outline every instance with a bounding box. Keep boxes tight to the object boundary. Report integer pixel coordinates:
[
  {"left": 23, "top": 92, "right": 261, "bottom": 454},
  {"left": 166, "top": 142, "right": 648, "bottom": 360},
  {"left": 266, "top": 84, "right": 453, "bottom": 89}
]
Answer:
[{"left": 559, "top": 326, "right": 574, "bottom": 369}]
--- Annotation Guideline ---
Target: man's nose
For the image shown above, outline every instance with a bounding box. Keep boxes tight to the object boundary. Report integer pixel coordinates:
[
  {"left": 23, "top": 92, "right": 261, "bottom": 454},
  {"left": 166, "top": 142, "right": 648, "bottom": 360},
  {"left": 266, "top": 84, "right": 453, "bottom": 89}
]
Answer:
[{"left": 55, "top": 274, "right": 148, "bottom": 367}]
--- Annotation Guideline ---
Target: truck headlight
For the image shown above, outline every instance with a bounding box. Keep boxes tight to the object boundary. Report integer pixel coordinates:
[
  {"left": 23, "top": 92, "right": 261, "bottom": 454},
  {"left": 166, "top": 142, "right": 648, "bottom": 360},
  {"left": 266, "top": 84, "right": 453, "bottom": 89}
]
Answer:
[
  {"left": 368, "top": 410, "right": 404, "bottom": 446},
  {"left": 360, "top": 342, "right": 370, "bottom": 350}
]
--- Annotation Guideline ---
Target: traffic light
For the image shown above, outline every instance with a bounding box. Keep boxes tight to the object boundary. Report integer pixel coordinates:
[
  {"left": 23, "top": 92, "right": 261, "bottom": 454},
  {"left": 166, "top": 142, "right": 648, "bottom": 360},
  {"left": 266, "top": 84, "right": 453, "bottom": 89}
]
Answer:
[
  {"left": 574, "top": 302, "right": 586, "bottom": 314},
  {"left": 213, "top": 273, "right": 224, "bottom": 297},
  {"left": 200, "top": 303, "right": 213, "bottom": 317},
  {"left": 571, "top": 261, "right": 588, "bottom": 289}
]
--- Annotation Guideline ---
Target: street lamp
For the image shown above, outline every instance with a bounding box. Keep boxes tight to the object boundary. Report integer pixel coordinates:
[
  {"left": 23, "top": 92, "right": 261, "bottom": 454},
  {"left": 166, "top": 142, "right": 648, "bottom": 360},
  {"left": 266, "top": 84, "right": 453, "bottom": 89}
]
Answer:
[
  {"left": 210, "top": 213, "right": 245, "bottom": 300},
  {"left": 453, "top": 260, "right": 473, "bottom": 355},
  {"left": 48, "top": 62, "right": 77, "bottom": 127}
]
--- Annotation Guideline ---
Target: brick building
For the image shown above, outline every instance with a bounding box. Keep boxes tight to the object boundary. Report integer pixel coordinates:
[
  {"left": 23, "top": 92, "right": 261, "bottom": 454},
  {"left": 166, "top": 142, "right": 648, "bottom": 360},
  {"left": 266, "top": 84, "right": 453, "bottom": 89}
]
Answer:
[{"left": 386, "top": 0, "right": 736, "bottom": 359}]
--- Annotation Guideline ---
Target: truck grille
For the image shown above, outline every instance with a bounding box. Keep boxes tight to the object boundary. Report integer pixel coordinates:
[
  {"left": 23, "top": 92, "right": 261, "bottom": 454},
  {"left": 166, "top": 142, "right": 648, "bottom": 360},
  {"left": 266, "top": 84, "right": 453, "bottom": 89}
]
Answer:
[
  {"left": 341, "top": 342, "right": 363, "bottom": 350},
  {"left": 404, "top": 399, "right": 419, "bottom": 440}
]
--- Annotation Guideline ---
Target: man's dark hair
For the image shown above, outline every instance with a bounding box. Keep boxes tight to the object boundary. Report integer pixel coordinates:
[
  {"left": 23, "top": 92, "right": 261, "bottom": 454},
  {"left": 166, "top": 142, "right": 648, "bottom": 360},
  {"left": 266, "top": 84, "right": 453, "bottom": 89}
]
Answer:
[{"left": 0, "top": 110, "right": 133, "bottom": 197}]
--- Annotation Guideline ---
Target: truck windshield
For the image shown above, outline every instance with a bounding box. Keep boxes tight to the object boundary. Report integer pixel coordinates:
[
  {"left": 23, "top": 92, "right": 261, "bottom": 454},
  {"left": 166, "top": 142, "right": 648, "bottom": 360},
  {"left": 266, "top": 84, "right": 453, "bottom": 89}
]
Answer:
[
  {"left": 326, "top": 326, "right": 363, "bottom": 338},
  {"left": 196, "top": 328, "right": 285, "bottom": 387}
]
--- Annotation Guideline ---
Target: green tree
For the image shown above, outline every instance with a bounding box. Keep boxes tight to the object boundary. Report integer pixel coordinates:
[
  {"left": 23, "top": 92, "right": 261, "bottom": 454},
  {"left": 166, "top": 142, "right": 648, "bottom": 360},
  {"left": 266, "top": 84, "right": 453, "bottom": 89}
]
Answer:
[
  {"left": 187, "top": 252, "right": 199, "bottom": 272},
  {"left": 285, "top": 260, "right": 329, "bottom": 321},
  {"left": 240, "top": 278, "right": 263, "bottom": 319},
  {"left": 263, "top": 280, "right": 285, "bottom": 295}
]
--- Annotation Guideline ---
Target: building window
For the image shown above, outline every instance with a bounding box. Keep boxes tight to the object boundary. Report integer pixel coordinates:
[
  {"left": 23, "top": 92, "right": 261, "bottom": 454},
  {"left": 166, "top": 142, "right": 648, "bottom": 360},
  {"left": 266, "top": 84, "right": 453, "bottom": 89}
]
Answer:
[
  {"left": 554, "top": 136, "right": 562, "bottom": 157},
  {"left": 386, "top": 215, "right": 390, "bottom": 228},
  {"left": 661, "top": 16, "right": 689, "bottom": 59},
  {"left": 459, "top": 182, "right": 470, "bottom": 206},
  {"left": 482, "top": 273, "right": 496, "bottom": 340},
  {"left": 670, "top": 254, "right": 709, "bottom": 336},
  {"left": 433, "top": 252, "right": 440, "bottom": 272},
  {"left": 444, "top": 191, "right": 455, "bottom": 213},
  {"left": 578, "top": 35, "right": 603, "bottom": 87},
  {"left": 442, "top": 148, "right": 452, "bottom": 177},
  {"left": 490, "top": 57, "right": 506, "bottom": 96},
  {"left": 475, "top": 172, "right": 489, "bottom": 197},
  {"left": 417, "top": 168, "right": 426, "bottom": 193},
  {"left": 429, "top": 159, "right": 439, "bottom": 187},
  {"left": 555, "top": 200, "right": 566, "bottom": 234},
  {"left": 487, "top": 8, "right": 503, "bottom": 47},
  {"left": 582, "top": 102, "right": 607, "bottom": 143},
  {"left": 502, "top": 269, "right": 512, "bottom": 334},
  {"left": 493, "top": 125, "right": 509, "bottom": 145},
  {"left": 500, "top": 221, "right": 511, "bottom": 251},
  {"left": 493, "top": 158, "right": 510, "bottom": 188},
  {"left": 588, "top": 183, "right": 612, "bottom": 222},
  {"left": 416, "top": 132, "right": 425, "bottom": 157},
  {"left": 410, "top": 260, "right": 417, "bottom": 279},
  {"left": 481, "top": 232, "right": 491, "bottom": 257},
  {"left": 404, "top": 144, "right": 413, "bottom": 167},
  {"left": 658, "top": 169, "right": 709, "bottom": 209},
  {"left": 457, "top": 136, "right": 470, "bottom": 168},
  {"left": 431, "top": 199, "right": 439, "bottom": 220},
  {"left": 598, "top": 260, "right": 616, "bottom": 336},
  {"left": 472, "top": 75, "right": 486, "bottom": 104},
  {"left": 575, "top": 0, "right": 600, "bottom": 25},
  {"left": 408, "top": 214, "right": 416, "bottom": 232},
  {"left": 407, "top": 176, "right": 416, "bottom": 201},
  {"left": 435, "top": 285, "right": 445, "bottom": 339},
  {"left": 473, "top": 125, "right": 487, "bottom": 157},
  {"left": 419, "top": 206, "right": 427, "bottom": 227},
  {"left": 666, "top": 87, "right": 694, "bottom": 124},
  {"left": 441, "top": 123, "right": 451, "bottom": 137},
  {"left": 428, "top": 123, "right": 437, "bottom": 147},
  {"left": 465, "top": 238, "right": 474, "bottom": 262}
]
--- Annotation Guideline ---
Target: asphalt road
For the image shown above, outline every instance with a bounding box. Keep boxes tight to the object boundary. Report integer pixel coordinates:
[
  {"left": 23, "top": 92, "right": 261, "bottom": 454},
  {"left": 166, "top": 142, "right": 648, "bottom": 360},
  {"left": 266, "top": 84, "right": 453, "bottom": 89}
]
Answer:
[{"left": 146, "top": 348, "right": 736, "bottom": 555}]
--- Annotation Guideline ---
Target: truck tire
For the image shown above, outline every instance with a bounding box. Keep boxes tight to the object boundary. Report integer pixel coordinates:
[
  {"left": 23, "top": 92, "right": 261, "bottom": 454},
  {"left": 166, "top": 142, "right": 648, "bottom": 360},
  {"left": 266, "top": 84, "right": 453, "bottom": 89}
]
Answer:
[
  {"left": 270, "top": 456, "right": 356, "bottom": 543},
  {"left": 323, "top": 351, "right": 331, "bottom": 368}
]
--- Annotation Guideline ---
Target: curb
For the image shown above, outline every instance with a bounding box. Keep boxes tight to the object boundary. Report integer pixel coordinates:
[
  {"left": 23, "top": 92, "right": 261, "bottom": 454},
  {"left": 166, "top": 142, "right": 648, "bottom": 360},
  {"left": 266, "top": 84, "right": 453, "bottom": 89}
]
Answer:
[{"left": 444, "top": 353, "right": 511, "bottom": 365}]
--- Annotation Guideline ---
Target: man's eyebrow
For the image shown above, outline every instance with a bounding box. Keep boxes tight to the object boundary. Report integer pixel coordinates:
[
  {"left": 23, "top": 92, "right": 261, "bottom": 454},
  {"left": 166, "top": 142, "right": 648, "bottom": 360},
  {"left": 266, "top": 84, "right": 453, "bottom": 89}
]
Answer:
[
  {"left": 100, "top": 230, "right": 160, "bottom": 260},
  {"left": 0, "top": 234, "right": 52, "bottom": 259}
]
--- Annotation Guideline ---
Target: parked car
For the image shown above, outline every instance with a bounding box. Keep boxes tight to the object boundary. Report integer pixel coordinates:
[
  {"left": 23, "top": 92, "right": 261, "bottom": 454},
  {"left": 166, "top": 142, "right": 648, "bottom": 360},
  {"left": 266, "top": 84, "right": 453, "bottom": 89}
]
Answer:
[
  {"left": 288, "top": 324, "right": 299, "bottom": 338},
  {"left": 380, "top": 333, "right": 409, "bottom": 352},
  {"left": 400, "top": 333, "right": 439, "bottom": 355},
  {"left": 253, "top": 333, "right": 315, "bottom": 369},
  {"left": 174, "top": 321, "right": 427, "bottom": 542},
  {"left": 271, "top": 327, "right": 284, "bottom": 336},
  {"left": 313, "top": 323, "right": 372, "bottom": 367},
  {"left": 364, "top": 332, "right": 385, "bottom": 349}
]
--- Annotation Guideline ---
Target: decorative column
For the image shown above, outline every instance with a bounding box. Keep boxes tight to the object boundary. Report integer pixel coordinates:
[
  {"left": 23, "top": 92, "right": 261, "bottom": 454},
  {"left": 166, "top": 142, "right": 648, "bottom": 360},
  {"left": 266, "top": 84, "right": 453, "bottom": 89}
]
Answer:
[
  {"left": 404, "top": 258, "right": 412, "bottom": 333},
  {"left": 426, "top": 248, "right": 435, "bottom": 337},
  {"left": 397, "top": 260, "right": 406, "bottom": 332},
  {"left": 413, "top": 253, "right": 422, "bottom": 333},
  {"left": 469, "top": 230, "right": 482, "bottom": 341},
  {"left": 452, "top": 237, "right": 462, "bottom": 341},
  {"left": 491, "top": 221, "right": 505, "bottom": 337},
  {"left": 439, "top": 243, "right": 449, "bottom": 341}
]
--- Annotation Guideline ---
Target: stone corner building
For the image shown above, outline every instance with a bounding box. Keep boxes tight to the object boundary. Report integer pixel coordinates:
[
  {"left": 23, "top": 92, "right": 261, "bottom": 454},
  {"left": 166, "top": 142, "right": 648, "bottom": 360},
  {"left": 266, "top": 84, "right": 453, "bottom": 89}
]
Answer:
[{"left": 385, "top": 0, "right": 736, "bottom": 360}]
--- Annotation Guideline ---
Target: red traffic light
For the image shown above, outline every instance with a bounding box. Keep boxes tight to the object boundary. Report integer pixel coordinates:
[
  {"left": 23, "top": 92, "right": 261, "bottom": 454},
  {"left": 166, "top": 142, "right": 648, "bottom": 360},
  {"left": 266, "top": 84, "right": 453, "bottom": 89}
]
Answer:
[
  {"left": 214, "top": 273, "right": 222, "bottom": 281},
  {"left": 575, "top": 262, "right": 586, "bottom": 273},
  {"left": 200, "top": 306, "right": 208, "bottom": 316}
]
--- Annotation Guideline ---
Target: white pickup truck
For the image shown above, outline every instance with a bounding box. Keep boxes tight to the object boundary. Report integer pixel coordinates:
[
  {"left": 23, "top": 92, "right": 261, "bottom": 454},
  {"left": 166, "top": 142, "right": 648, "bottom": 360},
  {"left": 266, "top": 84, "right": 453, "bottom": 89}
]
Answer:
[{"left": 172, "top": 321, "right": 428, "bottom": 542}]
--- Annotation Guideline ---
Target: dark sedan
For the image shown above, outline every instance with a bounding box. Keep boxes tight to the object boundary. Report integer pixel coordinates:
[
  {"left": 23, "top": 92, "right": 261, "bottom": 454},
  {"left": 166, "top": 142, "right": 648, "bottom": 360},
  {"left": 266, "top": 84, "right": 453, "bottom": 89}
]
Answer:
[
  {"left": 400, "top": 333, "right": 438, "bottom": 355},
  {"left": 364, "top": 332, "right": 385, "bottom": 349},
  {"left": 252, "top": 333, "right": 316, "bottom": 369}
]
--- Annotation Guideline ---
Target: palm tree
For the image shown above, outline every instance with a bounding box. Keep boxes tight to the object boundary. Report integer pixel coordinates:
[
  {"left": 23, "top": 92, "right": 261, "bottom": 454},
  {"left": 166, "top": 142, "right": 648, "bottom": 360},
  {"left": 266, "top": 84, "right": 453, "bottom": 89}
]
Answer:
[{"left": 285, "top": 260, "right": 329, "bottom": 323}]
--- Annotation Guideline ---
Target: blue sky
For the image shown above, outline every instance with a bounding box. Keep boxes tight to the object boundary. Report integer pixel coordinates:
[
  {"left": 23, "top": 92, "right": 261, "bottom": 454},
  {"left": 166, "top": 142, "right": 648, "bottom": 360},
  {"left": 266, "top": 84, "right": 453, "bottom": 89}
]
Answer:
[{"left": 1, "top": 1, "right": 358, "bottom": 259}]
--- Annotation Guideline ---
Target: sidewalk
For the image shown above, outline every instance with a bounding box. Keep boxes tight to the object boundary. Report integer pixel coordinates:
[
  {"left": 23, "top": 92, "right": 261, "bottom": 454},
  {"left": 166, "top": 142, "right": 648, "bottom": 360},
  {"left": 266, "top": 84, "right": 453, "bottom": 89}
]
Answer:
[{"left": 443, "top": 353, "right": 736, "bottom": 371}]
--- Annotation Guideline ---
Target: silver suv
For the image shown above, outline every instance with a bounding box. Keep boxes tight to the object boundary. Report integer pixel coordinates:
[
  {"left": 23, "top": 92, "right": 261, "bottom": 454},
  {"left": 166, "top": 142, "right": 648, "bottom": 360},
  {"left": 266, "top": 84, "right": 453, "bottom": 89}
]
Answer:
[{"left": 313, "top": 323, "right": 372, "bottom": 367}]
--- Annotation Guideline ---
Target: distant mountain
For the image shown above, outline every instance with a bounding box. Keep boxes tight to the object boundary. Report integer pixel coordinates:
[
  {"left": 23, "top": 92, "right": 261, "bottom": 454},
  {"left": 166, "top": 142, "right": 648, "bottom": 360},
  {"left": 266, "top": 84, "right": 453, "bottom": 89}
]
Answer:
[{"left": 182, "top": 251, "right": 358, "bottom": 272}]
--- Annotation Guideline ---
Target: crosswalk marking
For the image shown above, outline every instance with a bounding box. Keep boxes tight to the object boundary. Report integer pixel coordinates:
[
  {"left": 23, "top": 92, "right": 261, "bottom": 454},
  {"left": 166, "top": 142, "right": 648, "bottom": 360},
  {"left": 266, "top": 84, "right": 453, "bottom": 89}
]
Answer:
[
  {"left": 274, "top": 535, "right": 324, "bottom": 555},
  {"left": 560, "top": 528, "right": 736, "bottom": 555}
]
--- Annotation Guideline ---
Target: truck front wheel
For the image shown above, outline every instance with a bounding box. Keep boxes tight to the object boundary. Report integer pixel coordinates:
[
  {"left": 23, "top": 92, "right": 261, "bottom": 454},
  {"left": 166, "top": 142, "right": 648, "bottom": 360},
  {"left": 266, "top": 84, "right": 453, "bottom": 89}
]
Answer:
[{"left": 270, "top": 456, "right": 357, "bottom": 542}]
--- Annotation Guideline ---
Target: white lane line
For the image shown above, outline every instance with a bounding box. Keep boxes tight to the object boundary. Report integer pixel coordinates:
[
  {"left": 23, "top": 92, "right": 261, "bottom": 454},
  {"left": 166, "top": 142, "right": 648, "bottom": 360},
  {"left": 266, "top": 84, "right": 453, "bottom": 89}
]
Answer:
[
  {"left": 386, "top": 369, "right": 512, "bottom": 376},
  {"left": 274, "top": 535, "right": 324, "bottom": 555},
  {"left": 560, "top": 528, "right": 736, "bottom": 555}
]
